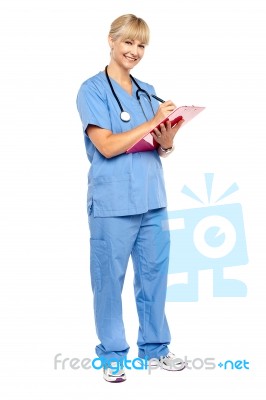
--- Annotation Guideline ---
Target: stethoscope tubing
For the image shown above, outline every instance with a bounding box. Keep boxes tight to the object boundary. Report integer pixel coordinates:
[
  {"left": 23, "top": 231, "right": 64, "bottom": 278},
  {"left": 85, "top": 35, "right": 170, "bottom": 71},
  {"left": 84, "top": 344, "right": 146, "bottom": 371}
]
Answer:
[{"left": 104, "top": 66, "right": 127, "bottom": 119}]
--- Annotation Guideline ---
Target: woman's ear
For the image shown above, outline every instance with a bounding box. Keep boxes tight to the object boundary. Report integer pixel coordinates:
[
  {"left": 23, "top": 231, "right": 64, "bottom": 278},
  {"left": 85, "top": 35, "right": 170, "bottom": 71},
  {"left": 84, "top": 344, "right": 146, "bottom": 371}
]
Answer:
[{"left": 108, "top": 35, "right": 114, "bottom": 50}]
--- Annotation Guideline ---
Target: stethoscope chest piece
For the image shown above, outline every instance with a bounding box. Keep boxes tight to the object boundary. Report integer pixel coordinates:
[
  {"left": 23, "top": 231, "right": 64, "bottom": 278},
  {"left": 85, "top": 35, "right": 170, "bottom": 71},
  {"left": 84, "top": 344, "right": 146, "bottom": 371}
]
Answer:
[{"left": 120, "top": 111, "right": 131, "bottom": 122}]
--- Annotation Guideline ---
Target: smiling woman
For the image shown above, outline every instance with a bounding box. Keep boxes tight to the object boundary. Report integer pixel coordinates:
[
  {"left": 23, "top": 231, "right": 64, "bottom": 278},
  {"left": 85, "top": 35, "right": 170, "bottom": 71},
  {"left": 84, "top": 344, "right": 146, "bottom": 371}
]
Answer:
[{"left": 76, "top": 14, "right": 185, "bottom": 383}]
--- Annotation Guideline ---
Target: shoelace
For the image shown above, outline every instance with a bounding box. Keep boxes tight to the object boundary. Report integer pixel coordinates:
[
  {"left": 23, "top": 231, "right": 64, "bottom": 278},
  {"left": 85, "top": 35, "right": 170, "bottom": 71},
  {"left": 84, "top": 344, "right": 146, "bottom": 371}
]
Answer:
[
  {"left": 104, "top": 362, "right": 125, "bottom": 375},
  {"left": 165, "top": 352, "right": 176, "bottom": 359}
]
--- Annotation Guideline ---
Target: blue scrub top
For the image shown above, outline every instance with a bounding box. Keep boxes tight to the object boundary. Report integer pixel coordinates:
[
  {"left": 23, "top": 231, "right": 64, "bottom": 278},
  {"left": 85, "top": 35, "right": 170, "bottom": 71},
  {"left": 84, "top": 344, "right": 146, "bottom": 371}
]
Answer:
[{"left": 76, "top": 71, "right": 167, "bottom": 217}]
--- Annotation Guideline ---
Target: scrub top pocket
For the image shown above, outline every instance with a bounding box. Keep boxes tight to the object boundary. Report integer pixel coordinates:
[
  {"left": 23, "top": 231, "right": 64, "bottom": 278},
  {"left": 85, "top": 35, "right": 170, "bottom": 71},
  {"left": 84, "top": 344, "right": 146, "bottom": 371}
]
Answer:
[{"left": 92, "top": 176, "right": 134, "bottom": 217}]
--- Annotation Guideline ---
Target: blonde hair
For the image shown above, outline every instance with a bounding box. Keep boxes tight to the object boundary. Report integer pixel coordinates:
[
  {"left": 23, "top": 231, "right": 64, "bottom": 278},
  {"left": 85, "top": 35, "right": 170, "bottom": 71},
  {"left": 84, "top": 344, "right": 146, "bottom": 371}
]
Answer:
[{"left": 109, "top": 14, "right": 150, "bottom": 45}]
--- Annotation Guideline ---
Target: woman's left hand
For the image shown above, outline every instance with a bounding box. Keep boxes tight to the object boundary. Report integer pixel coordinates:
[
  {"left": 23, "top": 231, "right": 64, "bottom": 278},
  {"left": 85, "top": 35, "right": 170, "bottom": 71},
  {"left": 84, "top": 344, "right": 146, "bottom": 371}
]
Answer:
[{"left": 152, "top": 118, "right": 184, "bottom": 149}]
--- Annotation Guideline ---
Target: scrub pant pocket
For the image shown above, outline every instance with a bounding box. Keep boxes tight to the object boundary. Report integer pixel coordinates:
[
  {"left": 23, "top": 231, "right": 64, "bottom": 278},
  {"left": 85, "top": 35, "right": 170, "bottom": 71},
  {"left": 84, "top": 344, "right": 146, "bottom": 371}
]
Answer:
[{"left": 90, "top": 239, "right": 107, "bottom": 293}]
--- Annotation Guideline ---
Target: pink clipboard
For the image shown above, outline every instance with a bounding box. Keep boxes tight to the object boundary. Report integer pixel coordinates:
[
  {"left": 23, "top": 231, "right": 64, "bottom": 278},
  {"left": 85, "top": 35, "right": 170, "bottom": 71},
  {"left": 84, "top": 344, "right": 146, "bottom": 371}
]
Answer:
[{"left": 126, "top": 105, "right": 205, "bottom": 154}]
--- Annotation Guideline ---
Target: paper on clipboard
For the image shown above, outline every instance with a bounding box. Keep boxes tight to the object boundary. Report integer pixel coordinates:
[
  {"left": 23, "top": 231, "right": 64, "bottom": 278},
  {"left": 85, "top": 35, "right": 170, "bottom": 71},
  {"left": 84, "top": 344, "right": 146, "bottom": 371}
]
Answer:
[{"left": 126, "top": 105, "right": 205, "bottom": 154}]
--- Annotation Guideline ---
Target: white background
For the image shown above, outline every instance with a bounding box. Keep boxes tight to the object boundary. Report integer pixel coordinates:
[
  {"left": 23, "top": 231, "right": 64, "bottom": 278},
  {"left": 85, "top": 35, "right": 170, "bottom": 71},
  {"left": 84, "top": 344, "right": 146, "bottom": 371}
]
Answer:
[{"left": 0, "top": 0, "right": 265, "bottom": 398}]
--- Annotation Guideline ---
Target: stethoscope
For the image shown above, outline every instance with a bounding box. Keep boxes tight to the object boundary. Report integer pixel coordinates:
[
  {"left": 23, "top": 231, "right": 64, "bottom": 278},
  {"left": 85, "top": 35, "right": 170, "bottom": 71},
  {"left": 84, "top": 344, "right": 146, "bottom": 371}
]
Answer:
[{"left": 104, "top": 65, "right": 165, "bottom": 122}]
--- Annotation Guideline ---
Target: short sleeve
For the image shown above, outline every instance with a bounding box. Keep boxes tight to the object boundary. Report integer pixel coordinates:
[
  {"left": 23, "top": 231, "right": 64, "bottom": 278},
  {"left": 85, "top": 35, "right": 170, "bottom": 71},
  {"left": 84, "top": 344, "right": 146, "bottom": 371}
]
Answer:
[{"left": 76, "top": 80, "right": 112, "bottom": 134}]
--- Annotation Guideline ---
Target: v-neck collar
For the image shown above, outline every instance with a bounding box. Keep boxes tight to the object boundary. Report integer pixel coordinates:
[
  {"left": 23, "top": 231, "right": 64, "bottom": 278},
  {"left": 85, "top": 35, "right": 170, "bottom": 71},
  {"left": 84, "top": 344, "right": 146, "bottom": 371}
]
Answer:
[{"left": 101, "top": 71, "right": 137, "bottom": 99}]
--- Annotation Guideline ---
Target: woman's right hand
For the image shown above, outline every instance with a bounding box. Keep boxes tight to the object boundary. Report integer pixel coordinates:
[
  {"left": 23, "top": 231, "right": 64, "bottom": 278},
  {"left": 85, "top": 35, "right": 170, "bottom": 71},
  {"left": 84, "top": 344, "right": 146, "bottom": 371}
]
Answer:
[{"left": 152, "top": 100, "right": 176, "bottom": 126}]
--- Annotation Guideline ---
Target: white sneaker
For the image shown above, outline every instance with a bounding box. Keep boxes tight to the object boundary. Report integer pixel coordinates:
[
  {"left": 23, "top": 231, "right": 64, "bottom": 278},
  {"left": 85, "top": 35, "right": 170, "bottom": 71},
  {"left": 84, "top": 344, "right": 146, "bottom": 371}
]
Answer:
[
  {"left": 103, "top": 362, "right": 127, "bottom": 383},
  {"left": 150, "top": 352, "right": 187, "bottom": 371}
]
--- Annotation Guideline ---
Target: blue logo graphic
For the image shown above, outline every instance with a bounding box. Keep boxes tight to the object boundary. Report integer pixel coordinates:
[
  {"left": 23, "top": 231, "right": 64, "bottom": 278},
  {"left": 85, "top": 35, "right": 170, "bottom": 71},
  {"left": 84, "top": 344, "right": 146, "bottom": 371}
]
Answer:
[{"left": 164, "top": 173, "right": 249, "bottom": 301}]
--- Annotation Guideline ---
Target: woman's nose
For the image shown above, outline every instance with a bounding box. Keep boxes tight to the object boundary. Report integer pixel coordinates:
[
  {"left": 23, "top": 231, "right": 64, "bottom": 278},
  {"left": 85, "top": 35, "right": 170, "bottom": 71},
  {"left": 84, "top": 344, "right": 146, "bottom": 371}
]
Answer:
[{"left": 129, "top": 45, "right": 138, "bottom": 56}]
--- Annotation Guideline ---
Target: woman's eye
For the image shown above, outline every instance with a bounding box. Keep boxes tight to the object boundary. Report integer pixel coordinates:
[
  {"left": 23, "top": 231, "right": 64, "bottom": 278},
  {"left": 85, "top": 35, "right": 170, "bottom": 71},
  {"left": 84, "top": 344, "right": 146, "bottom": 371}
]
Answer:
[{"left": 125, "top": 41, "right": 132, "bottom": 45}]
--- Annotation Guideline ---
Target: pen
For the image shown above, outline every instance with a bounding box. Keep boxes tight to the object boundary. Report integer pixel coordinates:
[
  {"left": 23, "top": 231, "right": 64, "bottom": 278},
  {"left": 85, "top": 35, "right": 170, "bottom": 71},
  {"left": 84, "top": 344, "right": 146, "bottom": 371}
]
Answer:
[{"left": 151, "top": 94, "right": 165, "bottom": 103}]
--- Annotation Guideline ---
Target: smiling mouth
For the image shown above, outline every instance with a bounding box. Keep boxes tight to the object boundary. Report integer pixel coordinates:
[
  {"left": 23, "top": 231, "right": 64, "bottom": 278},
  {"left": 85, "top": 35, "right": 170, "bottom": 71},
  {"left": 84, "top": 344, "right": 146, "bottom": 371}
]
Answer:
[{"left": 124, "top": 55, "right": 137, "bottom": 61}]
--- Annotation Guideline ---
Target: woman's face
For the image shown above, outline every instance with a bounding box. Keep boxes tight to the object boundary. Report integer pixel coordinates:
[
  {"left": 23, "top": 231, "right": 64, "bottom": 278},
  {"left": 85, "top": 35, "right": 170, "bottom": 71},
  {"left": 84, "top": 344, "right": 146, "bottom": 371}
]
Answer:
[{"left": 109, "top": 36, "right": 146, "bottom": 71}]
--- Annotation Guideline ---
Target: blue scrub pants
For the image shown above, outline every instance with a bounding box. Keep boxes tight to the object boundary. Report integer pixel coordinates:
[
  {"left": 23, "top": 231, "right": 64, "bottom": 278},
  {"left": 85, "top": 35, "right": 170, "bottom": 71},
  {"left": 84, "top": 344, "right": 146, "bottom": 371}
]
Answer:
[{"left": 88, "top": 207, "right": 171, "bottom": 361}]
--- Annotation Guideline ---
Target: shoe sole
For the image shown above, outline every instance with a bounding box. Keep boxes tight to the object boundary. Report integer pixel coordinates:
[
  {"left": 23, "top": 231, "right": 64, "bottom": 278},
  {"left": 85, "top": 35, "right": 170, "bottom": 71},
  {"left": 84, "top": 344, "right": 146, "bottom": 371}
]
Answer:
[
  {"left": 150, "top": 361, "right": 187, "bottom": 371},
  {"left": 104, "top": 376, "right": 127, "bottom": 383},
  {"left": 161, "top": 364, "right": 187, "bottom": 371}
]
